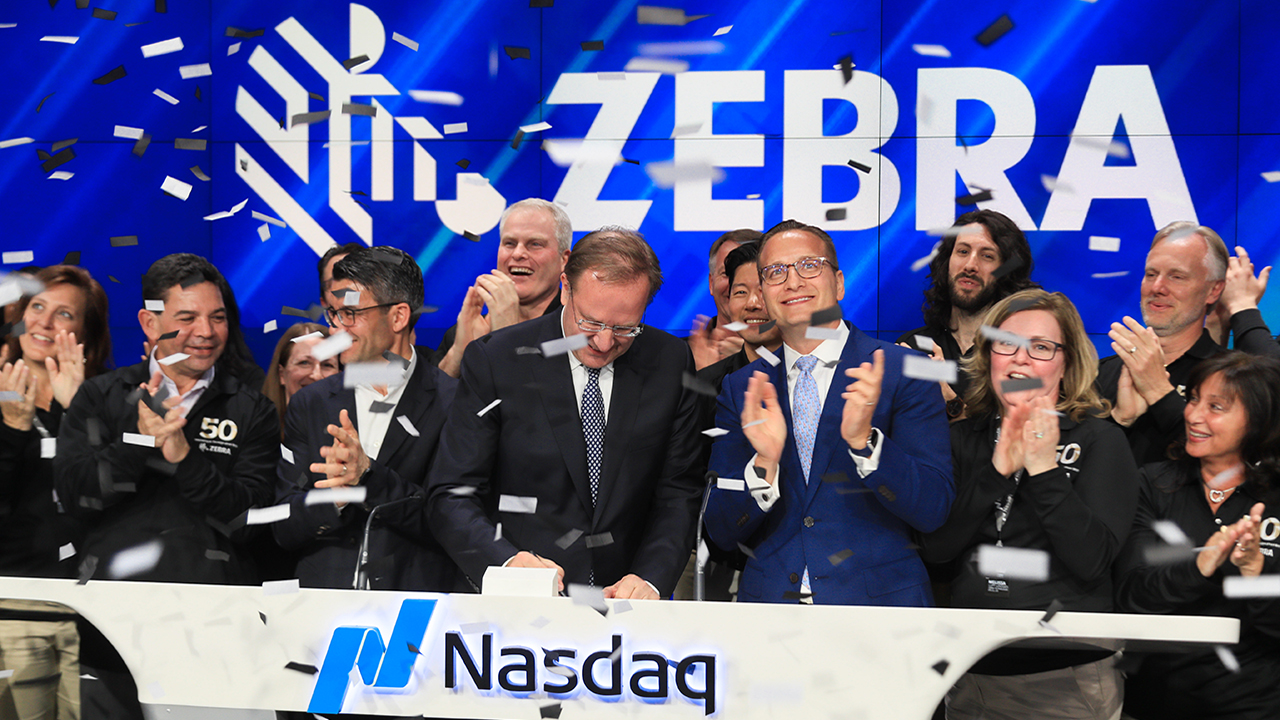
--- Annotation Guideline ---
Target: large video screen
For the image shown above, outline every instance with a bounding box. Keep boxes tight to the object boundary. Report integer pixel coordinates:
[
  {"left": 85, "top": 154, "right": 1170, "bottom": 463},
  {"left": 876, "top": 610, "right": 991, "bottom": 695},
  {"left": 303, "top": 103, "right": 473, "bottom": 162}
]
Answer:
[{"left": 1, "top": 0, "right": 1275, "bottom": 367}]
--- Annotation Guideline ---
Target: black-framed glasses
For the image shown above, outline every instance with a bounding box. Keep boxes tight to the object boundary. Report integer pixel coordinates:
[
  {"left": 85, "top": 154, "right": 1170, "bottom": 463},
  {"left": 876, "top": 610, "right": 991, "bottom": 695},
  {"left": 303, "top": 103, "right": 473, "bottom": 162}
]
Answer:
[
  {"left": 760, "top": 256, "right": 832, "bottom": 286},
  {"left": 567, "top": 288, "right": 644, "bottom": 338},
  {"left": 325, "top": 303, "right": 397, "bottom": 327},
  {"left": 990, "top": 337, "right": 1063, "bottom": 361}
]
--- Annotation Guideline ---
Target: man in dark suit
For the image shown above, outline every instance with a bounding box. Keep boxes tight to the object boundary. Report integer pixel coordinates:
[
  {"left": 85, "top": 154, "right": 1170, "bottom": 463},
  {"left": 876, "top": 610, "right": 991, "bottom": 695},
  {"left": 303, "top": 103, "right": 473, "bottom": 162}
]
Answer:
[
  {"left": 704, "top": 220, "right": 953, "bottom": 605},
  {"left": 274, "top": 246, "right": 458, "bottom": 591},
  {"left": 427, "top": 227, "right": 704, "bottom": 599}
]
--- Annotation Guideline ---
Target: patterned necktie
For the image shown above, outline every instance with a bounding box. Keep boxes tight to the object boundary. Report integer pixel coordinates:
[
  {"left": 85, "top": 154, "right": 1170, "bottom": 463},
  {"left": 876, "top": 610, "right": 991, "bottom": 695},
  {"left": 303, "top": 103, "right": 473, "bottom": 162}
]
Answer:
[
  {"left": 582, "top": 367, "right": 606, "bottom": 506},
  {"left": 793, "top": 355, "right": 821, "bottom": 483}
]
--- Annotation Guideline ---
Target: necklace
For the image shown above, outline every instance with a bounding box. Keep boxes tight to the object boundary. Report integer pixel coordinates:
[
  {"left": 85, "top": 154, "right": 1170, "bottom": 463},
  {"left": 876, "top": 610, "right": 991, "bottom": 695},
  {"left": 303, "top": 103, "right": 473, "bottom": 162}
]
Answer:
[{"left": 1203, "top": 481, "right": 1238, "bottom": 505}]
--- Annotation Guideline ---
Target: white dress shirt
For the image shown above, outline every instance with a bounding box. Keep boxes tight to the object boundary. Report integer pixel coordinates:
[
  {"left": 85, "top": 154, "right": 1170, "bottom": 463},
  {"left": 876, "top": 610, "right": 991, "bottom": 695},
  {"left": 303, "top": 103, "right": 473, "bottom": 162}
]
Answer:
[
  {"left": 149, "top": 351, "right": 214, "bottom": 417},
  {"left": 352, "top": 348, "right": 416, "bottom": 462}
]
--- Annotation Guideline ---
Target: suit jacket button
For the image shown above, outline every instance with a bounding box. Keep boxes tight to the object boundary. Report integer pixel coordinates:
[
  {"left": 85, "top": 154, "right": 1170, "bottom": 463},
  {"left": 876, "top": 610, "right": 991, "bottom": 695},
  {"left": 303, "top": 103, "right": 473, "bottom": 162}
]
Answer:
[
  {"left": 789, "top": 572, "right": 799, "bottom": 584},
  {"left": 803, "top": 516, "right": 815, "bottom": 528}
]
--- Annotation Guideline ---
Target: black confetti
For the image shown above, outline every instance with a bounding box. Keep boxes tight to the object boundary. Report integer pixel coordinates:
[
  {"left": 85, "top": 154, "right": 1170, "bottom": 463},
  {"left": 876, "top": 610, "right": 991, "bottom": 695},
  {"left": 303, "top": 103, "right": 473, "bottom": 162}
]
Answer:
[
  {"left": 342, "top": 103, "right": 377, "bottom": 117},
  {"left": 511, "top": 129, "right": 525, "bottom": 150},
  {"left": 155, "top": 0, "right": 166, "bottom": 12},
  {"left": 280, "top": 306, "right": 310, "bottom": 318},
  {"left": 158, "top": 330, "right": 179, "bottom": 341},
  {"left": 991, "top": 254, "right": 1024, "bottom": 281},
  {"left": 809, "top": 305, "right": 842, "bottom": 326},
  {"left": 825, "top": 208, "right": 846, "bottom": 221},
  {"left": 847, "top": 159, "right": 872, "bottom": 173},
  {"left": 52, "top": 138, "right": 78, "bottom": 152},
  {"left": 77, "top": 555, "right": 98, "bottom": 584},
  {"left": 175, "top": 138, "right": 206, "bottom": 151},
  {"left": 682, "top": 372, "right": 719, "bottom": 397},
  {"left": 975, "top": 14, "right": 1014, "bottom": 47},
  {"left": 131, "top": 134, "right": 151, "bottom": 157},
  {"left": 205, "top": 549, "right": 230, "bottom": 562},
  {"left": 342, "top": 55, "right": 370, "bottom": 70},
  {"left": 62, "top": 251, "right": 81, "bottom": 265},
  {"left": 292, "top": 110, "right": 330, "bottom": 128},
  {"left": 516, "top": 346, "right": 543, "bottom": 355},
  {"left": 828, "top": 549, "right": 854, "bottom": 566},
  {"left": 92, "top": 8, "right": 117, "bottom": 20},
  {"left": 368, "top": 401, "right": 395, "bottom": 414},
  {"left": 308, "top": 91, "right": 325, "bottom": 102},
  {"left": 956, "top": 189, "right": 993, "bottom": 206},
  {"left": 837, "top": 55, "right": 853, "bottom": 84},
  {"left": 781, "top": 590, "right": 812, "bottom": 601},
  {"left": 285, "top": 662, "right": 318, "bottom": 675},
  {"left": 581, "top": 40, "right": 604, "bottom": 51},
  {"left": 225, "top": 27, "right": 265, "bottom": 38},
  {"left": 1040, "top": 598, "right": 1064, "bottom": 624},
  {"left": 504, "top": 46, "right": 531, "bottom": 60},
  {"left": 932, "top": 659, "right": 950, "bottom": 675},
  {"left": 456, "top": 159, "right": 470, "bottom": 169},
  {"left": 463, "top": 231, "right": 481, "bottom": 242},
  {"left": 93, "top": 65, "right": 127, "bottom": 85},
  {"left": 821, "top": 472, "right": 849, "bottom": 484},
  {"left": 540, "top": 702, "right": 562, "bottom": 719},
  {"left": 530, "top": 0, "right": 553, "bottom": 6},
  {"left": 757, "top": 319, "right": 777, "bottom": 333},
  {"left": 35, "top": 93, "right": 55, "bottom": 113},
  {"left": 41, "top": 148, "right": 75, "bottom": 173},
  {"left": 1000, "top": 377, "right": 1043, "bottom": 394},
  {"left": 407, "top": 642, "right": 422, "bottom": 655},
  {"left": 623, "top": 157, "right": 640, "bottom": 165},
  {"left": 109, "top": 235, "right": 139, "bottom": 247},
  {"left": 259, "top": 611, "right": 267, "bottom": 624}
]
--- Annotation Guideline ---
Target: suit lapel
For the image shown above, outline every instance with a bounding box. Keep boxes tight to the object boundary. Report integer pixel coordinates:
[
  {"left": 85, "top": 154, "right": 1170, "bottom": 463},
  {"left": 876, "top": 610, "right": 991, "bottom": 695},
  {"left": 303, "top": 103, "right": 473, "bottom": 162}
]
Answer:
[
  {"left": 530, "top": 321, "right": 595, "bottom": 518},
  {"left": 373, "top": 360, "right": 431, "bottom": 465},
  {"left": 597, "top": 350, "right": 642, "bottom": 529}
]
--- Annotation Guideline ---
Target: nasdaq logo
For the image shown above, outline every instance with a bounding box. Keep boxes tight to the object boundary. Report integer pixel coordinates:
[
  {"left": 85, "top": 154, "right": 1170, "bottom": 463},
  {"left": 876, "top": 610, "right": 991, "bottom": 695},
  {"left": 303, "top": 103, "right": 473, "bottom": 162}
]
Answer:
[{"left": 308, "top": 598, "right": 437, "bottom": 714}]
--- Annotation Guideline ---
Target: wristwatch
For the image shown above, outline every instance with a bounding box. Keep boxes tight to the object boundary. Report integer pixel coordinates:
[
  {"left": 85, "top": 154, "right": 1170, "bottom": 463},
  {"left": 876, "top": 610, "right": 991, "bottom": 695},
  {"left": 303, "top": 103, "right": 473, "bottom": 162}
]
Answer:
[
  {"left": 850, "top": 427, "right": 879, "bottom": 458},
  {"left": 946, "top": 397, "right": 965, "bottom": 419}
]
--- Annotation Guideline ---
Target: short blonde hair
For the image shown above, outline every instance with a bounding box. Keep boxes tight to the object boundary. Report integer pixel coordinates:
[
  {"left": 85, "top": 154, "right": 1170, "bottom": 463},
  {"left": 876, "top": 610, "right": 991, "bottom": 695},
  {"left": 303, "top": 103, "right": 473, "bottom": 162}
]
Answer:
[{"left": 962, "top": 289, "right": 1110, "bottom": 422}]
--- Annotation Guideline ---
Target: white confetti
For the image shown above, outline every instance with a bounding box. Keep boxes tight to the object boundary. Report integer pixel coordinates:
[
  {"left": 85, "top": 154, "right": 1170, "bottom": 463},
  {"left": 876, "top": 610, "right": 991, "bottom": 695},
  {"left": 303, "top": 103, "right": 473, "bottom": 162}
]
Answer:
[
  {"left": 141, "top": 37, "right": 184, "bottom": 58},
  {"left": 979, "top": 325, "right": 1030, "bottom": 349},
  {"left": 396, "top": 415, "right": 419, "bottom": 437},
  {"left": 498, "top": 495, "right": 538, "bottom": 514},
  {"left": 638, "top": 40, "right": 724, "bottom": 56},
  {"left": 310, "top": 331, "right": 353, "bottom": 361},
  {"left": 1223, "top": 575, "right": 1280, "bottom": 598},
  {"left": 263, "top": 319, "right": 277, "bottom": 333},
  {"left": 713, "top": 25, "right": 732, "bottom": 36},
  {"left": 903, "top": 354, "right": 957, "bottom": 384},
  {"left": 805, "top": 326, "right": 841, "bottom": 341},
  {"left": 717, "top": 477, "right": 745, "bottom": 491},
  {"left": 1261, "top": 171, "right": 1280, "bottom": 183},
  {"left": 408, "top": 90, "right": 463, "bottom": 105},
  {"left": 306, "top": 487, "right": 368, "bottom": 506},
  {"left": 251, "top": 211, "right": 286, "bottom": 227},
  {"left": 568, "top": 584, "right": 608, "bottom": 612},
  {"left": 702, "top": 427, "right": 729, "bottom": 438},
  {"left": 2, "top": 251, "right": 34, "bottom": 264},
  {"left": 158, "top": 352, "right": 190, "bottom": 366},
  {"left": 914, "top": 335, "right": 935, "bottom": 353},
  {"left": 179, "top": 63, "right": 212, "bottom": 79},
  {"left": 976, "top": 544, "right": 1049, "bottom": 582},
  {"left": 0, "top": 138, "right": 35, "bottom": 149},
  {"left": 477, "top": 399, "right": 502, "bottom": 417},
  {"left": 1091, "top": 271, "right": 1129, "bottom": 279},
  {"left": 42, "top": 437, "right": 56, "bottom": 458},
  {"left": 723, "top": 321, "right": 748, "bottom": 332},
  {"left": 912, "top": 44, "right": 952, "bottom": 57},
  {"left": 756, "top": 345, "right": 781, "bottom": 366},
  {"left": 1151, "top": 519, "right": 1192, "bottom": 546},
  {"left": 114, "top": 125, "right": 145, "bottom": 139},
  {"left": 1088, "top": 236, "right": 1121, "bottom": 252},
  {"left": 1215, "top": 645, "right": 1241, "bottom": 673},
  {"left": 246, "top": 504, "right": 291, "bottom": 525},
  {"left": 153, "top": 89, "right": 179, "bottom": 105},
  {"left": 443, "top": 122, "right": 468, "bottom": 134},
  {"left": 59, "top": 542, "right": 75, "bottom": 561},
  {"left": 460, "top": 622, "right": 490, "bottom": 634},
  {"left": 107, "top": 540, "right": 163, "bottom": 579},
  {"left": 122, "top": 433, "right": 156, "bottom": 447},
  {"left": 40, "top": 36, "right": 79, "bottom": 44},
  {"left": 144, "top": 300, "right": 165, "bottom": 312},
  {"left": 280, "top": 444, "right": 293, "bottom": 464},
  {"left": 519, "top": 121, "right": 552, "bottom": 134},
  {"left": 645, "top": 160, "right": 724, "bottom": 188},
  {"left": 624, "top": 57, "right": 688, "bottom": 74},
  {"left": 540, "top": 334, "right": 589, "bottom": 357},
  {"left": 391, "top": 32, "right": 419, "bottom": 51},
  {"left": 257, "top": 224, "right": 270, "bottom": 241},
  {"left": 262, "top": 578, "right": 300, "bottom": 596},
  {"left": 160, "top": 176, "right": 193, "bottom": 201},
  {"left": 344, "top": 362, "right": 407, "bottom": 387},
  {"left": 612, "top": 599, "right": 633, "bottom": 614},
  {"left": 290, "top": 331, "right": 323, "bottom": 343},
  {"left": 343, "top": 291, "right": 361, "bottom": 306},
  {"left": 494, "top": 522, "right": 502, "bottom": 542}
]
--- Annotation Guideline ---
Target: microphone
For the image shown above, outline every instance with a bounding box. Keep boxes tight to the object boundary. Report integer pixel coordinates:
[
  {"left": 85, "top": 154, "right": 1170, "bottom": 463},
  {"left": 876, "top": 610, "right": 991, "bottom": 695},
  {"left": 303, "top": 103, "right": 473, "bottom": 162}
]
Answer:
[
  {"left": 353, "top": 492, "right": 426, "bottom": 590},
  {"left": 694, "top": 471, "right": 717, "bottom": 602}
]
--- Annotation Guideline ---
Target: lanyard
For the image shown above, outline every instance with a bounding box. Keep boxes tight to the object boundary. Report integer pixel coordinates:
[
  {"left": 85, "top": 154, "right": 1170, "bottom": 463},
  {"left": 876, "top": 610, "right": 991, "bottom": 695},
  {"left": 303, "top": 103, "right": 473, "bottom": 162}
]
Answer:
[{"left": 992, "top": 421, "right": 1023, "bottom": 548}]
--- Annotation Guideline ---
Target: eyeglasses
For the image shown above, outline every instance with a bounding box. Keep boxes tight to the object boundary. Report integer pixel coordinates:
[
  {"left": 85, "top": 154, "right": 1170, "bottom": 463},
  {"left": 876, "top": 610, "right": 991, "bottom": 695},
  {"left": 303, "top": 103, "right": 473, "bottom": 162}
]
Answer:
[
  {"left": 567, "top": 288, "right": 644, "bottom": 338},
  {"left": 325, "top": 303, "right": 397, "bottom": 327},
  {"left": 990, "top": 338, "right": 1063, "bottom": 361},
  {"left": 759, "top": 256, "right": 832, "bottom": 286}
]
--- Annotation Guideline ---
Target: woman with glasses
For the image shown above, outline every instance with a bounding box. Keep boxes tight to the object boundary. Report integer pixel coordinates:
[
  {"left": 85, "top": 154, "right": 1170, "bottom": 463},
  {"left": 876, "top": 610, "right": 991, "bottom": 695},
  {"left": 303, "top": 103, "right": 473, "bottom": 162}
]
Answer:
[
  {"left": 921, "top": 289, "right": 1139, "bottom": 719},
  {"left": 261, "top": 322, "right": 340, "bottom": 438},
  {"left": 1115, "top": 351, "right": 1280, "bottom": 720}
]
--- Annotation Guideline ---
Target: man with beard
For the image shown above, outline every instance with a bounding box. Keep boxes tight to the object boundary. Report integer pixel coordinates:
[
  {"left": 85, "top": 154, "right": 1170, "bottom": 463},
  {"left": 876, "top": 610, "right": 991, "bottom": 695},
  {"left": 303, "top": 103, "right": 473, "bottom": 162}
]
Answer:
[
  {"left": 433, "top": 199, "right": 572, "bottom": 378},
  {"left": 1098, "top": 222, "right": 1230, "bottom": 465},
  {"left": 898, "top": 209, "right": 1037, "bottom": 420}
]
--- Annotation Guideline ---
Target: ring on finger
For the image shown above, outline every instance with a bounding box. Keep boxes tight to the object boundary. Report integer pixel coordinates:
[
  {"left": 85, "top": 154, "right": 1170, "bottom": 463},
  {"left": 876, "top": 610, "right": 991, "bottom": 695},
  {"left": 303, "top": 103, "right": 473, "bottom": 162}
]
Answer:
[{"left": 1127, "top": 346, "right": 1138, "bottom": 354}]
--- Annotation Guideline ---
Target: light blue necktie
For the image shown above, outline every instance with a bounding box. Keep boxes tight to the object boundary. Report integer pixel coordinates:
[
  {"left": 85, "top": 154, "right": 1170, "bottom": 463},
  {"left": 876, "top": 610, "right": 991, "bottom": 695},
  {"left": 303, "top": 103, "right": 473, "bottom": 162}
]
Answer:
[{"left": 793, "top": 355, "right": 821, "bottom": 483}]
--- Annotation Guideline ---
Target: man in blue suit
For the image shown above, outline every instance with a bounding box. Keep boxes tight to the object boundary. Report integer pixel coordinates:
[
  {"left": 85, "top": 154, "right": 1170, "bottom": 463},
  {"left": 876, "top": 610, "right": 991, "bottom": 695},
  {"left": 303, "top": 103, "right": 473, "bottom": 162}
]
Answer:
[{"left": 705, "top": 220, "right": 954, "bottom": 605}]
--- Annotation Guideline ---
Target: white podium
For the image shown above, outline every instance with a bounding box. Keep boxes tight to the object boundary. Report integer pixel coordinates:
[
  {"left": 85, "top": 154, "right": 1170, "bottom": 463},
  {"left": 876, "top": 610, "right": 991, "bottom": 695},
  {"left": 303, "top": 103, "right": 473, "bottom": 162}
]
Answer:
[{"left": 0, "top": 578, "right": 1238, "bottom": 719}]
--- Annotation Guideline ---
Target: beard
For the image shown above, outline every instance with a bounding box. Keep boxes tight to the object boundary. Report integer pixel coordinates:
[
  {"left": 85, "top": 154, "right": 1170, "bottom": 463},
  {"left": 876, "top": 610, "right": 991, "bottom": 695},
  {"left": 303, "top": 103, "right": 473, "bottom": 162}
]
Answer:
[{"left": 949, "top": 275, "right": 997, "bottom": 314}]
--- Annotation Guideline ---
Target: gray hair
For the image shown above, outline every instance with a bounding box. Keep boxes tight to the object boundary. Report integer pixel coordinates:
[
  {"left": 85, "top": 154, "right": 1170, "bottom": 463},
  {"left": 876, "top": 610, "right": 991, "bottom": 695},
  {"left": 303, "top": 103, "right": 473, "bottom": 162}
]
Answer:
[
  {"left": 499, "top": 199, "right": 573, "bottom": 253},
  {"left": 1151, "top": 221, "right": 1229, "bottom": 282}
]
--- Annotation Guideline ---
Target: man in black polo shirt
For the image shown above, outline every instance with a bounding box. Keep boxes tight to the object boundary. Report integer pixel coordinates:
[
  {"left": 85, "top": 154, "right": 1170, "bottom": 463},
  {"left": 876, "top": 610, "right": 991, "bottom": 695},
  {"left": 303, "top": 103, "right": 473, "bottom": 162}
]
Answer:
[{"left": 1099, "top": 222, "right": 1229, "bottom": 465}]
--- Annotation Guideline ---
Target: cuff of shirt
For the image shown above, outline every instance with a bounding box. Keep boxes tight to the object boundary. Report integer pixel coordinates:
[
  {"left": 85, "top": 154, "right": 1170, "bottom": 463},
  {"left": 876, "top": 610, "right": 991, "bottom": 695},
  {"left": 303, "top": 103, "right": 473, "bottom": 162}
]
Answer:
[
  {"left": 744, "top": 454, "right": 780, "bottom": 511},
  {"left": 847, "top": 427, "right": 884, "bottom": 478}
]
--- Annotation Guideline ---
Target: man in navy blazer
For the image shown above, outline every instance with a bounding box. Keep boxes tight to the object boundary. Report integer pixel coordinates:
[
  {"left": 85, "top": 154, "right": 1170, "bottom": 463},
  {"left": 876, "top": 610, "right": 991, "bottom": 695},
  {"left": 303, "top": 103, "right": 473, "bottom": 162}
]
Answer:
[
  {"left": 274, "top": 247, "right": 459, "bottom": 591},
  {"left": 427, "top": 227, "right": 705, "bottom": 599},
  {"left": 705, "top": 220, "right": 954, "bottom": 605}
]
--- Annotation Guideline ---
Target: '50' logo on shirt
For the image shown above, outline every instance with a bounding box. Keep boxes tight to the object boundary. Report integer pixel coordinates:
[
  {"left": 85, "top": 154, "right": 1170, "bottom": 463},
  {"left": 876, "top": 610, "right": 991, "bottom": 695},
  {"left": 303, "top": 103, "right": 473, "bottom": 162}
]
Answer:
[{"left": 199, "top": 417, "right": 239, "bottom": 442}]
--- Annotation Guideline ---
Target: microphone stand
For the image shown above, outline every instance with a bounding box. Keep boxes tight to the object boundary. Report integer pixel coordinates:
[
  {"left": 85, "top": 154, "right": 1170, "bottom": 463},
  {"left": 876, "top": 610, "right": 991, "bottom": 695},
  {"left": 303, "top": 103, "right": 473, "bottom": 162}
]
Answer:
[
  {"left": 694, "top": 472, "right": 716, "bottom": 602},
  {"left": 353, "top": 493, "right": 424, "bottom": 590}
]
